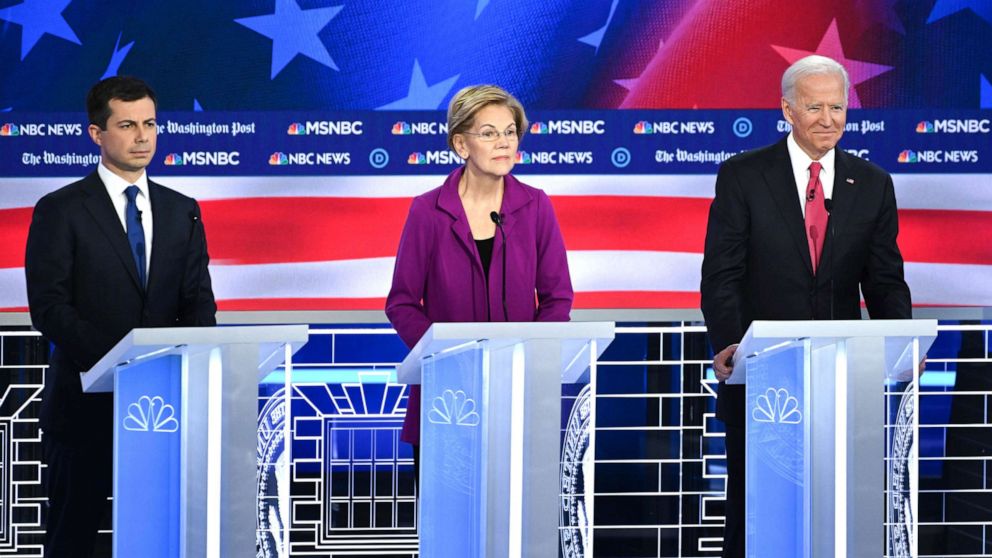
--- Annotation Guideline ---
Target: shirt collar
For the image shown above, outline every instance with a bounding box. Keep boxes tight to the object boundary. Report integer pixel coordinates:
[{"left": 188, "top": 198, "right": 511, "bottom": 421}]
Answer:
[
  {"left": 98, "top": 162, "right": 149, "bottom": 198},
  {"left": 787, "top": 132, "right": 835, "bottom": 174}
]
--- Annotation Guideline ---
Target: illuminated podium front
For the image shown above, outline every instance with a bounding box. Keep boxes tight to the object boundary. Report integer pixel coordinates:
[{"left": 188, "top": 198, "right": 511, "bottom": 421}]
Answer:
[
  {"left": 398, "top": 322, "right": 615, "bottom": 557},
  {"left": 730, "top": 320, "right": 937, "bottom": 558},
  {"left": 81, "top": 325, "right": 309, "bottom": 557}
]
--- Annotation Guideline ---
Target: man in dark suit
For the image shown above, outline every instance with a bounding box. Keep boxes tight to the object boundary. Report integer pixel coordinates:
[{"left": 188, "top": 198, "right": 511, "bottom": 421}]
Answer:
[
  {"left": 700, "top": 55, "right": 912, "bottom": 558},
  {"left": 24, "top": 76, "right": 216, "bottom": 557}
]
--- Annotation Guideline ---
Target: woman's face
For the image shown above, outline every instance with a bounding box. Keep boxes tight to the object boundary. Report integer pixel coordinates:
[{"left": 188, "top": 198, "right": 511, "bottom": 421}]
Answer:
[{"left": 455, "top": 104, "right": 519, "bottom": 179}]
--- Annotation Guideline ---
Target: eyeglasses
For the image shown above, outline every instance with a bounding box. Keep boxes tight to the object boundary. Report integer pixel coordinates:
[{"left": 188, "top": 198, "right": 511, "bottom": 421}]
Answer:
[{"left": 462, "top": 128, "right": 519, "bottom": 142}]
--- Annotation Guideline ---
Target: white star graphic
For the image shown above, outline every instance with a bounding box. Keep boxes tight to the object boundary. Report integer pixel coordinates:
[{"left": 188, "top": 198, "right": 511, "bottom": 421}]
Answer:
[
  {"left": 927, "top": 0, "right": 992, "bottom": 25},
  {"left": 0, "top": 0, "right": 81, "bottom": 61},
  {"left": 475, "top": 0, "right": 490, "bottom": 19},
  {"left": 235, "top": 0, "right": 344, "bottom": 79},
  {"left": 100, "top": 32, "right": 135, "bottom": 80},
  {"left": 614, "top": 38, "right": 664, "bottom": 91},
  {"left": 578, "top": 0, "right": 619, "bottom": 53},
  {"left": 377, "top": 60, "right": 460, "bottom": 110},
  {"left": 772, "top": 20, "right": 893, "bottom": 108}
]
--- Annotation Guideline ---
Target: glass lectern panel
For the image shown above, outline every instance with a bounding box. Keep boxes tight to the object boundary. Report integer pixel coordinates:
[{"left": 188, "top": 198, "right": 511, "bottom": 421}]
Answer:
[
  {"left": 420, "top": 342, "right": 486, "bottom": 558},
  {"left": 745, "top": 340, "right": 809, "bottom": 558}
]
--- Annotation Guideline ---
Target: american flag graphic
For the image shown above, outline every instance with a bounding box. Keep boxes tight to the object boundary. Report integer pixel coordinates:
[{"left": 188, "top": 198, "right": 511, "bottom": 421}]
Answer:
[
  {"left": 2, "top": 171, "right": 990, "bottom": 311},
  {"left": 0, "top": 0, "right": 990, "bottom": 312}
]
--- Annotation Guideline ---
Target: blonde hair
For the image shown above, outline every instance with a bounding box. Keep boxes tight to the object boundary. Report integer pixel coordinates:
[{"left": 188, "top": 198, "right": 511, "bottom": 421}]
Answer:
[{"left": 446, "top": 85, "right": 528, "bottom": 150}]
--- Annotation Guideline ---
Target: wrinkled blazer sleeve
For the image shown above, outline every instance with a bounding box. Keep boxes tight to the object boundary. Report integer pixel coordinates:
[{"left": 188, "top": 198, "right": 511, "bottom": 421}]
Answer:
[
  {"left": 534, "top": 191, "right": 573, "bottom": 322},
  {"left": 25, "top": 194, "right": 117, "bottom": 370},
  {"left": 385, "top": 196, "right": 435, "bottom": 348},
  {"left": 700, "top": 161, "right": 750, "bottom": 353},
  {"left": 861, "top": 173, "right": 912, "bottom": 319}
]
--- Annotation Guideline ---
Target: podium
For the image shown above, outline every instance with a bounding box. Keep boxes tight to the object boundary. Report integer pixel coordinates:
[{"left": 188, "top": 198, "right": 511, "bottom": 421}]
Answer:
[
  {"left": 82, "top": 325, "right": 309, "bottom": 557},
  {"left": 397, "top": 322, "right": 615, "bottom": 557},
  {"left": 730, "top": 320, "right": 937, "bottom": 558}
]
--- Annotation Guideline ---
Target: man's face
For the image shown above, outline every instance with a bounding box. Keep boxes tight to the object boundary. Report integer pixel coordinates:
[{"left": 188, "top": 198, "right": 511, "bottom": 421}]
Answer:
[
  {"left": 781, "top": 72, "right": 847, "bottom": 160},
  {"left": 88, "top": 97, "right": 157, "bottom": 180}
]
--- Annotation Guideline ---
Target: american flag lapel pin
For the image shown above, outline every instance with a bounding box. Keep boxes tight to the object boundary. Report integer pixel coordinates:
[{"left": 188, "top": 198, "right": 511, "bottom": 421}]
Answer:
[{"left": 846, "top": 178, "right": 855, "bottom": 184}]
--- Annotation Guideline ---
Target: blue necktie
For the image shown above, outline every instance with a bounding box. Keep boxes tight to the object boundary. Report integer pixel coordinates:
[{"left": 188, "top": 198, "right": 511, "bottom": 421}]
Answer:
[{"left": 124, "top": 185, "right": 146, "bottom": 288}]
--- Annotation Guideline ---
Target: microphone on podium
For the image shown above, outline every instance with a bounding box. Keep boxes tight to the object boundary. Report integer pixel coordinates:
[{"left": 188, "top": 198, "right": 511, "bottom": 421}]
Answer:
[
  {"left": 187, "top": 209, "right": 208, "bottom": 317},
  {"left": 490, "top": 211, "right": 508, "bottom": 321},
  {"left": 824, "top": 199, "right": 834, "bottom": 320}
]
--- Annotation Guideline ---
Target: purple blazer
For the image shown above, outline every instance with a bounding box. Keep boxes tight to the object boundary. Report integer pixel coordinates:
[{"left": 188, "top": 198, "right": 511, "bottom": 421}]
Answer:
[{"left": 386, "top": 166, "right": 573, "bottom": 444}]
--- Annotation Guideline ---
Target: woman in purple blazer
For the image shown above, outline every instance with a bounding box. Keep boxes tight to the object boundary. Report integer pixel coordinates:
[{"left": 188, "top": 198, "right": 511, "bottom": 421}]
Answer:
[{"left": 385, "top": 85, "right": 574, "bottom": 459}]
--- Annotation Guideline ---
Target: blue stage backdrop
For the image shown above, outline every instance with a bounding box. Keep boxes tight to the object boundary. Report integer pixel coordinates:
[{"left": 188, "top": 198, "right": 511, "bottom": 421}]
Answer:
[{"left": 0, "top": 0, "right": 990, "bottom": 312}]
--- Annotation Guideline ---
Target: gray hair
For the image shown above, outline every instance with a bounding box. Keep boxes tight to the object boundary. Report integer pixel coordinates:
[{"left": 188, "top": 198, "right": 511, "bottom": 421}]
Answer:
[
  {"left": 781, "top": 55, "right": 850, "bottom": 106},
  {"left": 447, "top": 85, "right": 528, "bottom": 151}
]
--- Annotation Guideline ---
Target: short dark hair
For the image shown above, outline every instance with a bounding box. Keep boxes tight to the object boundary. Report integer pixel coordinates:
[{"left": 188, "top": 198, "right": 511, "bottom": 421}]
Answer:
[{"left": 86, "top": 76, "right": 158, "bottom": 129}]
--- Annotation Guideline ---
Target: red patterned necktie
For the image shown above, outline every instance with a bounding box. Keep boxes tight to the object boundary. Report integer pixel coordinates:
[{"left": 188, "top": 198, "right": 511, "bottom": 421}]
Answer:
[{"left": 804, "top": 161, "right": 828, "bottom": 274}]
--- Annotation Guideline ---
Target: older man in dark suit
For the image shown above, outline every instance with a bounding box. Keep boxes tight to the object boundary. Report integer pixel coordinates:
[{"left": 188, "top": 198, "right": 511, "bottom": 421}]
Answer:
[
  {"left": 700, "top": 55, "right": 912, "bottom": 558},
  {"left": 24, "top": 76, "right": 216, "bottom": 557}
]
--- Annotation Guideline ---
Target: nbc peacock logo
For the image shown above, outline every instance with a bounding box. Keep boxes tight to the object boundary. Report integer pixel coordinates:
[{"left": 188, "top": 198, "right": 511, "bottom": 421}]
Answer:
[
  {"left": 515, "top": 151, "right": 532, "bottom": 164},
  {"left": 633, "top": 121, "right": 653, "bottom": 134},
  {"left": 407, "top": 152, "right": 426, "bottom": 165},
  {"left": 0, "top": 123, "right": 19, "bottom": 136},
  {"left": 751, "top": 387, "right": 802, "bottom": 424},
  {"left": 122, "top": 395, "right": 179, "bottom": 433},
  {"left": 530, "top": 122, "right": 549, "bottom": 134},
  {"left": 897, "top": 150, "right": 919, "bottom": 163},
  {"left": 915, "top": 121, "right": 935, "bottom": 133},
  {"left": 268, "top": 152, "right": 289, "bottom": 165},
  {"left": 427, "top": 390, "right": 480, "bottom": 427},
  {"left": 286, "top": 122, "right": 307, "bottom": 135},
  {"left": 392, "top": 121, "right": 412, "bottom": 135},
  {"left": 163, "top": 153, "right": 184, "bottom": 165}
]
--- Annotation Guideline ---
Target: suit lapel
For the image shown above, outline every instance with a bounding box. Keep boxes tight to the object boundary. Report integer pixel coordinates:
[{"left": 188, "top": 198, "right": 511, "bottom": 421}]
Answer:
[
  {"left": 820, "top": 150, "right": 858, "bottom": 283},
  {"left": 828, "top": 150, "right": 858, "bottom": 238},
  {"left": 436, "top": 167, "right": 481, "bottom": 269},
  {"left": 762, "top": 140, "right": 813, "bottom": 276},
  {"left": 81, "top": 172, "right": 144, "bottom": 291},
  {"left": 495, "top": 174, "right": 533, "bottom": 255},
  {"left": 147, "top": 181, "right": 169, "bottom": 293}
]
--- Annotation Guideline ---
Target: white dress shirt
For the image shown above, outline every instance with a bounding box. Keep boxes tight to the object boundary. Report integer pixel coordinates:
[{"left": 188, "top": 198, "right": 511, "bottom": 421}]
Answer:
[
  {"left": 787, "top": 133, "right": 835, "bottom": 218},
  {"left": 98, "top": 163, "right": 153, "bottom": 277}
]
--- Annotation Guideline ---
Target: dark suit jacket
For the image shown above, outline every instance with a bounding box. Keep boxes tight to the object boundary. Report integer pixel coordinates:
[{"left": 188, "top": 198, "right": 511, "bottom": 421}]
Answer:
[
  {"left": 700, "top": 137, "right": 912, "bottom": 425},
  {"left": 25, "top": 171, "right": 217, "bottom": 437}
]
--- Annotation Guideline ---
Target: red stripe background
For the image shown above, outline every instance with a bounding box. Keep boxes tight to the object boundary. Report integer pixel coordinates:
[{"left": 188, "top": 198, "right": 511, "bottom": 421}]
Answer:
[
  {"left": 2, "top": 197, "right": 991, "bottom": 269},
  {"left": 215, "top": 291, "right": 703, "bottom": 311}
]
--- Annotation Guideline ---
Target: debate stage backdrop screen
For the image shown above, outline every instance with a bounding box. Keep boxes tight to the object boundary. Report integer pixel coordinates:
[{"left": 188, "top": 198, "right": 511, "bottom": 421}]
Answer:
[{"left": 1, "top": 0, "right": 990, "bottom": 312}]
